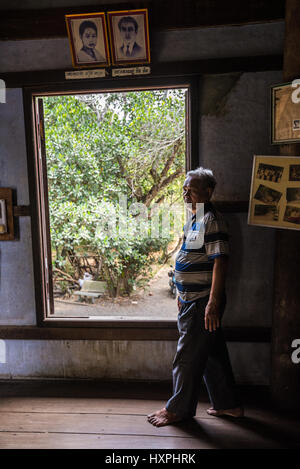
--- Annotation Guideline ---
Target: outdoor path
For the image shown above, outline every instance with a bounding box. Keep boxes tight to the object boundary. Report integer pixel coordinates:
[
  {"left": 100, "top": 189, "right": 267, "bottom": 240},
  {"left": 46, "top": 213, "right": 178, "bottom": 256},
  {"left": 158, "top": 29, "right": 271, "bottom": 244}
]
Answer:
[{"left": 54, "top": 263, "right": 178, "bottom": 320}]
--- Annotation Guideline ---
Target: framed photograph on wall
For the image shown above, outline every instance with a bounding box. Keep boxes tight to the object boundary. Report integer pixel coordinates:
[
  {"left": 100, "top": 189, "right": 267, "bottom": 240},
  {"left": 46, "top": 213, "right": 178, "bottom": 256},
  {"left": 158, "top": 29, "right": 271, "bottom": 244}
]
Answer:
[
  {"left": 65, "top": 12, "right": 110, "bottom": 68},
  {"left": 248, "top": 155, "right": 300, "bottom": 231},
  {"left": 271, "top": 81, "right": 300, "bottom": 144},
  {"left": 107, "top": 9, "right": 150, "bottom": 66}
]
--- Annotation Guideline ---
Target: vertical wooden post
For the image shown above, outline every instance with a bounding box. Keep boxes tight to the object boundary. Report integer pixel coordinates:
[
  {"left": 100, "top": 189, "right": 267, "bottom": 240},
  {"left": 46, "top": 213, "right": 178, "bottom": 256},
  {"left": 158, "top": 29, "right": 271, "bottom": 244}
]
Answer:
[{"left": 271, "top": 0, "right": 300, "bottom": 410}]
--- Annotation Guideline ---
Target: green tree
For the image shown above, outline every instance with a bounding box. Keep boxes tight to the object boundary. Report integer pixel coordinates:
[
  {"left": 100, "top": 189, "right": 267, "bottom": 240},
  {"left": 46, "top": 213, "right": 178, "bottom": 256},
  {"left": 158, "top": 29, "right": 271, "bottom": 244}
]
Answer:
[{"left": 43, "top": 89, "right": 186, "bottom": 296}]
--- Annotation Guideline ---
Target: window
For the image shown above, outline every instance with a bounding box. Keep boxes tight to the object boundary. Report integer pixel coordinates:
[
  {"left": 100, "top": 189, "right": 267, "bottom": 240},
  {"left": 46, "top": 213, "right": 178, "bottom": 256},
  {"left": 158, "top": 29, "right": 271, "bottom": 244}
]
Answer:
[{"left": 25, "top": 78, "right": 197, "bottom": 327}]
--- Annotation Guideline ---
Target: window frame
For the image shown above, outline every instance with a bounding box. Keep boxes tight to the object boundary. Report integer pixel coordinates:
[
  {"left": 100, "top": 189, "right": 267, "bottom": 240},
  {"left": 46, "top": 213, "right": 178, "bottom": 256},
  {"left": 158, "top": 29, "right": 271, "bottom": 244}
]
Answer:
[{"left": 23, "top": 76, "right": 199, "bottom": 333}]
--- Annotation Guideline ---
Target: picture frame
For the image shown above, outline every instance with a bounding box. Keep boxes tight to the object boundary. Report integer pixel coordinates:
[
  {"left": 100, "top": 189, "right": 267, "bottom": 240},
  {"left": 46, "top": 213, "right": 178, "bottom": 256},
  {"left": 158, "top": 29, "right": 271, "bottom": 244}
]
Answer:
[
  {"left": 107, "top": 9, "right": 151, "bottom": 66},
  {"left": 248, "top": 155, "right": 300, "bottom": 231},
  {"left": 65, "top": 12, "right": 110, "bottom": 68},
  {"left": 0, "top": 188, "right": 14, "bottom": 241},
  {"left": 271, "top": 81, "right": 300, "bottom": 144}
]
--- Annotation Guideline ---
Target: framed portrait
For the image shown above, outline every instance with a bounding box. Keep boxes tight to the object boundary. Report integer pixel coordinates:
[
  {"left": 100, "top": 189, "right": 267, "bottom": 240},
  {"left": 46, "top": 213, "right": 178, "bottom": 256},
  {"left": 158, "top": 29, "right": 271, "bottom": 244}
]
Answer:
[
  {"left": 107, "top": 9, "right": 151, "bottom": 66},
  {"left": 271, "top": 81, "right": 300, "bottom": 144},
  {"left": 248, "top": 155, "right": 300, "bottom": 231},
  {"left": 65, "top": 12, "right": 110, "bottom": 68}
]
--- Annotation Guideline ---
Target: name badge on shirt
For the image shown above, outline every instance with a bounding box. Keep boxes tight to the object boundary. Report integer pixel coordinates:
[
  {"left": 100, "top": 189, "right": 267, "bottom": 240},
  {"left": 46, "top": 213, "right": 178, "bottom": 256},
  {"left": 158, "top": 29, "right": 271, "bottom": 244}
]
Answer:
[
  {"left": 185, "top": 229, "right": 204, "bottom": 249},
  {"left": 183, "top": 208, "right": 205, "bottom": 249}
]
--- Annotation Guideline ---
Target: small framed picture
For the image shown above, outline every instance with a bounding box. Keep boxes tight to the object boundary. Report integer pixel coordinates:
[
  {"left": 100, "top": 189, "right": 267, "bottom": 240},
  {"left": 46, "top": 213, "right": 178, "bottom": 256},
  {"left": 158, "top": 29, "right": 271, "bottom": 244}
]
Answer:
[
  {"left": 289, "top": 164, "right": 300, "bottom": 181},
  {"left": 107, "top": 9, "right": 151, "bottom": 66},
  {"left": 0, "top": 188, "right": 14, "bottom": 240},
  {"left": 271, "top": 82, "right": 300, "bottom": 144},
  {"left": 65, "top": 12, "right": 110, "bottom": 68}
]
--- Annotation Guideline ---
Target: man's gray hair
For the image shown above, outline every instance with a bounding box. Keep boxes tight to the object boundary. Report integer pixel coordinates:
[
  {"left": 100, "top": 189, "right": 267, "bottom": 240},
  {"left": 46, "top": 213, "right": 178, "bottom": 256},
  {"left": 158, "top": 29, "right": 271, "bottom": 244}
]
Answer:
[{"left": 186, "top": 167, "right": 217, "bottom": 191}]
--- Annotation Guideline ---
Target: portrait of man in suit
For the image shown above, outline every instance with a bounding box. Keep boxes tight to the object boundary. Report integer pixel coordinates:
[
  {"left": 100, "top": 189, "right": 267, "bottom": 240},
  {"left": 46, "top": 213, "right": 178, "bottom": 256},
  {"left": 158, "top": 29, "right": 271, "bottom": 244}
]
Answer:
[
  {"left": 108, "top": 9, "right": 150, "bottom": 65},
  {"left": 117, "top": 16, "right": 144, "bottom": 59}
]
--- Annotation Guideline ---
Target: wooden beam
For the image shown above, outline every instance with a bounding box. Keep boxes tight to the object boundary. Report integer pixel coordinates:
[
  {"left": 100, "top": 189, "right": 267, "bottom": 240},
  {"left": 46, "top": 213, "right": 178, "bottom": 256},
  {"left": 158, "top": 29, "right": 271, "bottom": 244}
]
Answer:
[
  {"left": 8, "top": 203, "right": 249, "bottom": 216},
  {"left": 0, "top": 1, "right": 285, "bottom": 41},
  {"left": 2, "top": 56, "right": 283, "bottom": 88},
  {"left": 271, "top": 0, "right": 300, "bottom": 411},
  {"left": 213, "top": 201, "right": 249, "bottom": 213},
  {"left": 282, "top": 0, "right": 300, "bottom": 81},
  {"left": 0, "top": 325, "right": 271, "bottom": 341},
  {"left": 9, "top": 203, "right": 248, "bottom": 222},
  {"left": 0, "top": 379, "right": 269, "bottom": 401}
]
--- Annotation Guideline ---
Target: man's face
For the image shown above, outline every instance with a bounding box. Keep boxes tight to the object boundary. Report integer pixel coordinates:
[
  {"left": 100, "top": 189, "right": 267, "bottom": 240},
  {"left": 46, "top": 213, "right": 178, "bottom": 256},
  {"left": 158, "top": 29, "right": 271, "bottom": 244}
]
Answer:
[
  {"left": 81, "top": 28, "right": 97, "bottom": 49},
  {"left": 183, "top": 176, "right": 211, "bottom": 210},
  {"left": 120, "top": 21, "right": 137, "bottom": 44}
]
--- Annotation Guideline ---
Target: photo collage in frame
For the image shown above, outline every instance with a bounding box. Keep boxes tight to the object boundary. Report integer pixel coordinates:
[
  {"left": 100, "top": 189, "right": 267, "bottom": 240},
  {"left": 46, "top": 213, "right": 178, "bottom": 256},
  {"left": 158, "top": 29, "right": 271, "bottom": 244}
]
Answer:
[{"left": 248, "top": 155, "right": 300, "bottom": 231}]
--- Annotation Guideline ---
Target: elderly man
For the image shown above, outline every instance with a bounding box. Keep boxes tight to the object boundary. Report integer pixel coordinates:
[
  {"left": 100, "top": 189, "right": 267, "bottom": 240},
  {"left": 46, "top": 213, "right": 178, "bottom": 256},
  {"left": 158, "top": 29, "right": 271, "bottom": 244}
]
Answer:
[{"left": 148, "top": 167, "right": 243, "bottom": 427}]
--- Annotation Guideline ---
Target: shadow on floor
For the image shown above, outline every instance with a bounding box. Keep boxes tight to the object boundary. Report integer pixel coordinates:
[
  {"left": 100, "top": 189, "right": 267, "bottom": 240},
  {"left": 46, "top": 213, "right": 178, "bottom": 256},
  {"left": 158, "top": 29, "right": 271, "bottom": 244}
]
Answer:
[{"left": 176, "top": 413, "right": 300, "bottom": 449}]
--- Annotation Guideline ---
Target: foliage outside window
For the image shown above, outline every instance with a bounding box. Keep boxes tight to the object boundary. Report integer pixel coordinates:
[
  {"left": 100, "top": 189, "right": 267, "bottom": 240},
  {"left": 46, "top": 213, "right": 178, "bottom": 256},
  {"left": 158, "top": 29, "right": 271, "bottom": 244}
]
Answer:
[{"left": 43, "top": 89, "right": 186, "bottom": 298}]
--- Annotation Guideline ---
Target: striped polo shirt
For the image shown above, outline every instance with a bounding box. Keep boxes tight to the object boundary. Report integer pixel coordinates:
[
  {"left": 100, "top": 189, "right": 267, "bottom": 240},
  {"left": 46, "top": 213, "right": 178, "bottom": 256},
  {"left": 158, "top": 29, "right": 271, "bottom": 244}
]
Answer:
[{"left": 175, "top": 202, "right": 229, "bottom": 302}]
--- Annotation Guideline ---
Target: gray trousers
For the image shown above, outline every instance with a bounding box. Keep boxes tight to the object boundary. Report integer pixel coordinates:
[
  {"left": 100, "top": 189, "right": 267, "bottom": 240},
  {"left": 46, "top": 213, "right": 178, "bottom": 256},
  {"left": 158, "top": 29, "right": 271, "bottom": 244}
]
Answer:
[{"left": 165, "top": 296, "right": 240, "bottom": 418}]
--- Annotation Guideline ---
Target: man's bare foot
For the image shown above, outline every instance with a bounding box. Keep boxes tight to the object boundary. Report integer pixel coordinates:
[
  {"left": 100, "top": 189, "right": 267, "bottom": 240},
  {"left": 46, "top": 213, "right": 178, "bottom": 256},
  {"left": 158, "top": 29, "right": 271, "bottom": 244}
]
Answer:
[
  {"left": 206, "top": 406, "right": 244, "bottom": 418},
  {"left": 147, "top": 408, "right": 182, "bottom": 427}
]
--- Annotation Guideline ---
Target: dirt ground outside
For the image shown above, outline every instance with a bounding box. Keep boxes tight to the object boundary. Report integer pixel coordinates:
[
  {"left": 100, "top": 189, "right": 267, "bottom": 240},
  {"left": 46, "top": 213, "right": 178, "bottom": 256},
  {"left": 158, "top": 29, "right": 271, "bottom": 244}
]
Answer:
[{"left": 53, "top": 262, "right": 178, "bottom": 321}]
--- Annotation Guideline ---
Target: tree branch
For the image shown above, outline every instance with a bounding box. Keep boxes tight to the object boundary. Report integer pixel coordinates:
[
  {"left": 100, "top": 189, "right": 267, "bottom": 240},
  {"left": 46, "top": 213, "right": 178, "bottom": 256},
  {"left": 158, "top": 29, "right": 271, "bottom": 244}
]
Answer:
[
  {"left": 142, "top": 167, "right": 184, "bottom": 207},
  {"left": 140, "top": 138, "right": 183, "bottom": 206},
  {"left": 116, "top": 154, "right": 135, "bottom": 195}
]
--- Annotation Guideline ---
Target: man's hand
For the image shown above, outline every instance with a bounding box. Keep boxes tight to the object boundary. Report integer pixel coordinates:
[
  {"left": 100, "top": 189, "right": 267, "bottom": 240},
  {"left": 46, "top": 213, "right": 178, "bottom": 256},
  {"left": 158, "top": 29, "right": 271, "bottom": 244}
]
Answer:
[
  {"left": 177, "top": 296, "right": 181, "bottom": 311},
  {"left": 205, "top": 300, "right": 220, "bottom": 332},
  {"left": 205, "top": 256, "right": 227, "bottom": 332}
]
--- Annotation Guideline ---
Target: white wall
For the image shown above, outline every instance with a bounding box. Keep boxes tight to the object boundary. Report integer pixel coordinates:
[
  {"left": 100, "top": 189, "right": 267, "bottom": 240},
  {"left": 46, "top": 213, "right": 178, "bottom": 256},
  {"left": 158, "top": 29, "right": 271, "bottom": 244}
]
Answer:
[{"left": 0, "top": 340, "right": 270, "bottom": 385}]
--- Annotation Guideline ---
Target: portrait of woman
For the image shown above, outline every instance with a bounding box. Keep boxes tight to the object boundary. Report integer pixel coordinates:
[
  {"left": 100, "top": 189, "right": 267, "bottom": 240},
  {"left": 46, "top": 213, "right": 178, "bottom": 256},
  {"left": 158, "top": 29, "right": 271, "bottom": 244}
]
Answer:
[
  {"left": 65, "top": 13, "right": 110, "bottom": 68},
  {"left": 77, "top": 20, "right": 105, "bottom": 63}
]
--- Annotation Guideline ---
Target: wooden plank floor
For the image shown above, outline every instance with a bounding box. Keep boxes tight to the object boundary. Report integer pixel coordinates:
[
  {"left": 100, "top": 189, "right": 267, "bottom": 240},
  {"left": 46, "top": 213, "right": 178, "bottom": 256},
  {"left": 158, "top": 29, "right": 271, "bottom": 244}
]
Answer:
[{"left": 0, "top": 382, "right": 299, "bottom": 449}]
